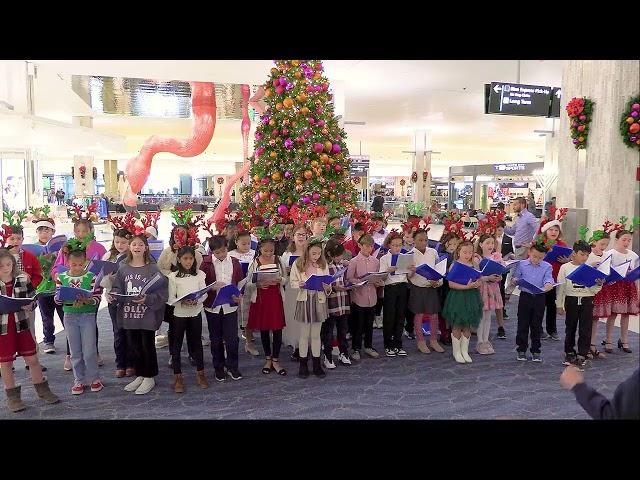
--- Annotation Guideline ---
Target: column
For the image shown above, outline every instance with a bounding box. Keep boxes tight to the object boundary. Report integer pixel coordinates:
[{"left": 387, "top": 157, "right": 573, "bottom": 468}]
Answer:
[
  {"left": 412, "top": 130, "right": 432, "bottom": 205},
  {"left": 103, "top": 159, "right": 118, "bottom": 198},
  {"left": 72, "top": 116, "right": 95, "bottom": 196},
  {"left": 557, "top": 60, "right": 640, "bottom": 234}
]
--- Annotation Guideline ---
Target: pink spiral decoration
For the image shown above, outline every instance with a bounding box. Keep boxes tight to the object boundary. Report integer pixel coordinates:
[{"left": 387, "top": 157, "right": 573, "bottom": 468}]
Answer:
[{"left": 123, "top": 82, "right": 217, "bottom": 206}]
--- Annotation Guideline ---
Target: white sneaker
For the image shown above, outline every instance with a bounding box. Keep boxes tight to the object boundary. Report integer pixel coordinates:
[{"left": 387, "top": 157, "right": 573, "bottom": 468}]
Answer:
[
  {"left": 42, "top": 343, "right": 56, "bottom": 354},
  {"left": 155, "top": 335, "right": 169, "bottom": 348},
  {"left": 323, "top": 357, "right": 336, "bottom": 369},
  {"left": 124, "top": 376, "right": 145, "bottom": 392},
  {"left": 363, "top": 347, "right": 380, "bottom": 358},
  {"left": 374, "top": 316, "right": 383, "bottom": 329},
  {"left": 135, "top": 377, "right": 156, "bottom": 395},
  {"left": 338, "top": 353, "right": 351, "bottom": 365}
]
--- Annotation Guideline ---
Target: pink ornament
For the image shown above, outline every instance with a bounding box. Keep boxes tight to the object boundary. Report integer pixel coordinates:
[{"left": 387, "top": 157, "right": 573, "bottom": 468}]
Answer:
[
  {"left": 284, "top": 171, "right": 292, "bottom": 179},
  {"left": 281, "top": 128, "right": 289, "bottom": 136},
  {"left": 286, "top": 82, "right": 294, "bottom": 91},
  {"left": 284, "top": 138, "right": 293, "bottom": 149},
  {"left": 312, "top": 192, "right": 320, "bottom": 201},
  {"left": 632, "top": 103, "right": 640, "bottom": 110},
  {"left": 254, "top": 193, "right": 260, "bottom": 202},
  {"left": 321, "top": 83, "right": 329, "bottom": 91},
  {"left": 271, "top": 129, "right": 279, "bottom": 137},
  {"left": 577, "top": 125, "right": 585, "bottom": 132},
  {"left": 275, "top": 85, "right": 285, "bottom": 95},
  {"left": 303, "top": 130, "right": 311, "bottom": 138},
  {"left": 314, "top": 63, "right": 323, "bottom": 71},
  {"left": 261, "top": 116, "right": 270, "bottom": 125},
  {"left": 631, "top": 111, "right": 639, "bottom": 118},
  {"left": 334, "top": 164, "right": 342, "bottom": 172},
  {"left": 277, "top": 204, "right": 289, "bottom": 216},
  {"left": 255, "top": 132, "right": 263, "bottom": 140},
  {"left": 331, "top": 144, "right": 342, "bottom": 154},
  {"left": 572, "top": 122, "right": 578, "bottom": 128},
  {"left": 306, "top": 85, "right": 315, "bottom": 94},
  {"left": 329, "top": 181, "right": 336, "bottom": 188},
  {"left": 272, "top": 79, "right": 279, "bottom": 87},
  {"left": 308, "top": 118, "right": 316, "bottom": 125},
  {"left": 313, "top": 143, "right": 324, "bottom": 153},
  {"left": 572, "top": 139, "right": 579, "bottom": 145},
  {"left": 317, "top": 120, "right": 325, "bottom": 128},
  {"left": 336, "top": 135, "right": 342, "bottom": 141},
  {"left": 579, "top": 115, "right": 586, "bottom": 121},
  {"left": 630, "top": 136, "right": 638, "bottom": 142},
  {"left": 302, "top": 195, "right": 311, "bottom": 204},
  {"left": 261, "top": 177, "right": 270, "bottom": 185},
  {"left": 279, "top": 77, "right": 287, "bottom": 86},
  {"left": 270, "top": 193, "right": 278, "bottom": 202}
]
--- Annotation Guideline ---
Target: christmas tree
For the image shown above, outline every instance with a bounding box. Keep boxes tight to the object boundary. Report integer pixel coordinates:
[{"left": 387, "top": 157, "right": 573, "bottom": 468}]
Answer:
[{"left": 240, "top": 60, "right": 358, "bottom": 227}]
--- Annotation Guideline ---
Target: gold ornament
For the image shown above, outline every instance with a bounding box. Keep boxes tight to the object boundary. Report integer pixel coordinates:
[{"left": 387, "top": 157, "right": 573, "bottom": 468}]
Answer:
[
  {"left": 294, "top": 71, "right": 302, "bottom": 79},
  {"left": 320, "top": 154, "right": 329, "bottom": 163},
  {"left": 271, "top": 172, "right": 282, "bottom": 181},
  {"left": 295, "top": 178, "right": 303, "bottom": 185},
  {"left": 292, "top": 60, "right": 300, "bottom": 66},
  {"left": 330, "top": 194, "right": 336, "bottom": 201},
  {"left": 295, "top": 184, "right": 303, "bottom": 192},
  {"left": 323, "top": 141, "right": 333, "bottom": 152},
  {"left": 269, "top": 151, "right": 277, "bottom": 158},
  {"left": 271, "top": 67, "right": 279, "bottom": 75},
  {"left": 298, "top": 93, "right": 308, "bottom": 103},
  {"left": 259, "top": 191, "right": 268, "bottom": 200},
  {"left": 265, "top": 88, "right": 272, "bottom": 97},
  {"left": 321, "top": 128, "right": 329, "bottom": 136},
  {"left": 283, "top": 98, "right": 294, "bottom": 109},
  {"left": 269, "top": 119, "right": 276, "bottom": 126},
  {"left": 300, "top": 107, "right": 310, "bottom": 115},
  {"left": 304, "top": 170, "right": 313, "bottom": 180},
  {"left": 275, "top": 102, "right": 284, "bottom": 111},
  {"left": 311, "top": 160, "right": 319, "bottom": 168}
]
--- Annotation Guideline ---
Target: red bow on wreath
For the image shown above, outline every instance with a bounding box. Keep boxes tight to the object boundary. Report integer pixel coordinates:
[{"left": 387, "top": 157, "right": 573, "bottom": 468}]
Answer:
[{"left": 411, "top": 172, "right": 418, "bottom": 183}]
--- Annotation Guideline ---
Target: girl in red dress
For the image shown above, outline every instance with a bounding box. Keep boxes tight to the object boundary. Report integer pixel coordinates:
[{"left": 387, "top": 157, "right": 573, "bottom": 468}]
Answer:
[
  {"left": 0, "top": 248, "right": 59, "bottom": 412},
  {"left": 246, "top": 232, "right": 288, "bottom": 376}
]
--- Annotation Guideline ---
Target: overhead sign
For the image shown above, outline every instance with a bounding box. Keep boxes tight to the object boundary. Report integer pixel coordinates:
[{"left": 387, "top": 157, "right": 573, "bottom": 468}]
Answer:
[
  {"left": 349, "top": 155, "right": 370, "bottom": 177},
  {"left": 494, "top": 163, "right": 527, "bottom": 172},
  {"left": 549, "top": 87, "right": 562, "bottom": 118},
  {"left": 486, "top": 82, "right": 553, "bottom": 117}
]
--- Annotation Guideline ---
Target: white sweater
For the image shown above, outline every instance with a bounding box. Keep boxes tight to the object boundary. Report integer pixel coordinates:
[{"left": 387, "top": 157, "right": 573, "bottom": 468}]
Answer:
[
  {"left": 379, "top": 252, "right": 408, "bottom": 285},
  {"left": 603, "top": 249, "right": 639, "bottom": 269},
  {"left": 167, "top": 270, "right": 207, "bottom": 318},
  {"left": 556, "top": 262, "right": 602, "bottom": 309}
]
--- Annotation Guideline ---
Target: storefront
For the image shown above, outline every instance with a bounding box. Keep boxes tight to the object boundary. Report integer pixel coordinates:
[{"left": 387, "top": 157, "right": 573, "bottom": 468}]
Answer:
[{"left": 448, "top": 162, "right": 545, "bottom": 214}]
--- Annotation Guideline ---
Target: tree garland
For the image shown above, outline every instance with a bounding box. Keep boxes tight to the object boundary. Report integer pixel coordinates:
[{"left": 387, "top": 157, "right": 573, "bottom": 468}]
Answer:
[
  {"left": 619, "top": 95, "right": 640, "bottom": 150},
  {"left": 566, "top": 97, "right": 594, "bottom": 149}
]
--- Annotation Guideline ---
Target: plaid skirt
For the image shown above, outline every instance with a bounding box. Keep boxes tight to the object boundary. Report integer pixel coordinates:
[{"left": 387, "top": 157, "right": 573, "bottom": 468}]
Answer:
[{"left": 294, "top": 292, "right": 328, "bottom": 324}]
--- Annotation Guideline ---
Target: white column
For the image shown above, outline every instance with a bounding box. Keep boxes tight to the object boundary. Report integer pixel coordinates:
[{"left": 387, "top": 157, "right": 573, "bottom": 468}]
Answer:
[
  {"left": 557, "top": 60, "right": 640, "bottom": 232},
  {"left": 72, "top": 116, "right": 95, "bottom": 196},
  {"left": 412, "top": 130, "right": 432, "bottom": 204}
]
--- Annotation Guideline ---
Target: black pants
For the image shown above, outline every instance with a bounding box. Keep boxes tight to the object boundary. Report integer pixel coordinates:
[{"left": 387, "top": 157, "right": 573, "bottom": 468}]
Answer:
[
  {"left": 383, "top": 283, "right": 408, "bottom": 349},
  {"left": 375, "top": 296, "right": 383, "bottom": 316},
  {"left": 545, "top": 288, "right": 558, "bottom": 335},
  {"left": 126, "top": 329, "right": 158, "bottom": 378},
  {"left": 500, "top": 274, "right": 507, "bottom": 309},
  {"left": 564, "top": 296, "right": 593, "bottom": 357},
  {"left": 351, "top": 304, "right": 375, "bottom": 351},
  {"left": 108, "top": 303, "right": 131, "bottom": 370},
  {"left": 38, "top": 295, "right": 64, "bottom": 345},
  {"left": 260, "top": 329, "right": 283, "bottom": 359},
  {"left": 404, "top": 307, "right": 414, "bottom": 334},
  {"left": 171, "top": 315, "right": 204, "bottom": 374},
  {"left": 516, "top": 292, "right": 546, "bottom": 354},
  {"left": 165, "top": 305, "right": 194, "bottom": 360},
  {"left": 321, "top": 314, "right": 349, "bottom": 359},
  {"left": 206, "top": 309, "right": 239, "bottom": 371}
]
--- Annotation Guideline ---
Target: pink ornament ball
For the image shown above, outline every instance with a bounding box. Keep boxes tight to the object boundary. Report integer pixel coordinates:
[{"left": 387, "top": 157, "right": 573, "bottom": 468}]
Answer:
[
  {"left": 579, "top": 115, "right": 586, "bottom": 121},
  {"left": 312, "top": 192, "right": 320, "bottom": 201},
  {"left": 308, "top": 117, "right": 316, "bottom": 125},
  {"left": 272, "top": 80, "right": 279, "bottom": 87},
  {"left": 313, "top": 143, "right": 324, "bottom": 153},
  {"left": 334, "top": 164, "right": 342, "bottom": 172},
  {"left": 631, "top": 111, "right": 639, "bottom": 118},
  {"left": 284, "top": 171, "right": 292, "bottom": 179},
  {"left": 572, "top": 139, "right": 579, "bottom": 145},
  {"left": 270, "top": 193, "right": 278, "bottom": 202},
  {"left": 317, "top": 120, "right": 326, "bottom": 128},
  {"left": 275, "top": 85, "right": 285, "bottom": 95},
  {"left": 261, "top": 177, "right": 270, "bottom": 185},
  {"left": 281, "top": 128, "right": 289, "bottom": 136},
  {"left": 632, "top": 103, "right": 640, "bottom": 110},
  {"left": 279, "top": 77, "right": 287, "bottom": 86},
  {"left": 331, "top": 144, "right": 342, "bottom": 154},
  {"left": 302, "top": 195, "right": 311, "bottom": 204},
  {"left": 630, "top": 136, "right": 637, "bottom": 142},
  {"left": 277, "top": 204, "right": 289, "bottom": 216}
]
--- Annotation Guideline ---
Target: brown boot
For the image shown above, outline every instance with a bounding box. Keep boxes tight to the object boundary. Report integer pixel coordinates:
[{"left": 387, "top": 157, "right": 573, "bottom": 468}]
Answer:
[
  {"left": 196, "top": 370, "right": 209, "bottom": 389},
  {"left": 33, "top": 379, "right": 60, "bottom": 404},
  {"left": 6, "top": 385, "right": 26, "bottom": 412},
  {"left": 173, "top": 374, "right": 184, "bottom": 393}
]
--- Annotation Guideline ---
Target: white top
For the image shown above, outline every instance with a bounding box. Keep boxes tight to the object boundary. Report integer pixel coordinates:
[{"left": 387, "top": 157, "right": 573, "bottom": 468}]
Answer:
[
  {"left": 587, "top": 251, "right": 604, "bottom": 267},
  {"left": 603, "top": 248, "right": 639, "bottom": 269},
  {"left": 556, "top": 262, "right": 602, "bottom": 308},
  {"left": 229, "top": 249, "right": 256, "bottom": 264},
  {"left": 205, "top": 255, "right": 238, "bottom": 315},
  {"left": 379, "top": 252, "right": 408, "bottom": 285},
  {"left": 99, "top": 250, "right": 122, "bottom": 294},
  {"left": 167, "top": 270, "right": 206, "bottom": 318},
  {"left": 409, "top": 247, "right": 441, "bottom": 287}
]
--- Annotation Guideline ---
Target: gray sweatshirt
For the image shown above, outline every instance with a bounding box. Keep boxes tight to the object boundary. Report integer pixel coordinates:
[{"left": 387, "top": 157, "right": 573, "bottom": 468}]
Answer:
[{"left": 111, "top": 262, "right": 168, "bottom": 331}]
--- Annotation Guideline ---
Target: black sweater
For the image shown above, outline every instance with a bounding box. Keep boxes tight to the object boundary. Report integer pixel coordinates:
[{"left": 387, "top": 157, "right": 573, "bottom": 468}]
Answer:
[{"left": 571, "top": 368, "right": 639, "bottom": 420}]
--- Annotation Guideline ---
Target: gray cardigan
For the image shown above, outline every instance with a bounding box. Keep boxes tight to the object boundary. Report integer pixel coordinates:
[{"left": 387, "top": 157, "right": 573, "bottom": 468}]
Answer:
[{"left": 111, "top": 262, "right": 168, "bottom": 331}]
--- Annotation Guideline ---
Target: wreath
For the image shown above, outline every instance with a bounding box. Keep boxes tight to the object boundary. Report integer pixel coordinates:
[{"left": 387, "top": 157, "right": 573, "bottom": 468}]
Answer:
[
  {"left": 566, "top": 97, "right": 594, "bottom": 149},
  {"left": 411, "top": 172, "right": 418, "bottom": 183},
  {"left": 620, "top": 95, "right": 640, "bottom": 150}
]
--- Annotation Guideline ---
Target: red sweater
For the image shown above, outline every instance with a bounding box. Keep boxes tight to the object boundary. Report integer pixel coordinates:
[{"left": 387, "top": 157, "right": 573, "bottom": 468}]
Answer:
[
  {"left": 199, "top": 254, "right": 244, "bottom": 309},
  {"left": 18, "top": 249, "right": 43, "bottom": 289}
]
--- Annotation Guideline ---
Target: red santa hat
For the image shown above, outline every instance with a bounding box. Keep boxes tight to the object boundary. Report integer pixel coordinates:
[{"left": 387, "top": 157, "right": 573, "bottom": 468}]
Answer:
[{"left": 539, "top": 208, "right": 568, "bottom": 234}]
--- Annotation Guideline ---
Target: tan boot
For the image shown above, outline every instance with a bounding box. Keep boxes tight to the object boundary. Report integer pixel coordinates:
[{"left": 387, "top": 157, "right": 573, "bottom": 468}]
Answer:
[
  {"left": 429, "top": 340, "right": 445, "bottom": 353},
  {"left": 34, "top": 379, "right": 60, "bottom": 404},
  {"left": 173, "top": 374, "right": 184, "bottom": 394},
  {"left": 196, "top": 370, "right": 209, "bottom": 389},
  {"left": 417, "top": 340, "right": 431, "bottom": 354},
  {"left": 6, "top": 385, "right": 26, "bottom": 412}
]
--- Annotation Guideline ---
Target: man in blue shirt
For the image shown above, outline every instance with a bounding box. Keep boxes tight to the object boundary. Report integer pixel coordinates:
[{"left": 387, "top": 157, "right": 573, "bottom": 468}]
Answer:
[
  {"left": 504, "top": 197, "right": 538, "bottom": 260},
  {"left": 511, "top": 242, "right": 554, "bottom": 362}
]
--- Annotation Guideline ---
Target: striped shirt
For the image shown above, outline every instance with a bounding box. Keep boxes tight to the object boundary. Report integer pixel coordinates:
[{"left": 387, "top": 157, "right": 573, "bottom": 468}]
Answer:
[{"left": 327, "top": 262, "right": 350, "bottom": 316}]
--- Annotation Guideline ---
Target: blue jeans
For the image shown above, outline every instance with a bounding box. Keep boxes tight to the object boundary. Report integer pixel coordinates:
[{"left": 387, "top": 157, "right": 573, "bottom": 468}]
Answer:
[{"left": 65, "top": 312, "right": 99, "bottom": 385}]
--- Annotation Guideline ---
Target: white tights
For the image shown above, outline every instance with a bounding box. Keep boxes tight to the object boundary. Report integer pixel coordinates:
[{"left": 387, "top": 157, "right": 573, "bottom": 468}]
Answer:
[
  {"left": 477, "top": 310, "right": 492, "bottom": 345},
  {"left": 299, "top": 322, "right": 323, "bottom": 358}
]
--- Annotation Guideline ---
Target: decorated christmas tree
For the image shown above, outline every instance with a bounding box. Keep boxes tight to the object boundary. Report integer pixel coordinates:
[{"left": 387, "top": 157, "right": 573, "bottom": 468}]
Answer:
[{"left": 240, "top": 60, "right": 358, "bottom": 227}]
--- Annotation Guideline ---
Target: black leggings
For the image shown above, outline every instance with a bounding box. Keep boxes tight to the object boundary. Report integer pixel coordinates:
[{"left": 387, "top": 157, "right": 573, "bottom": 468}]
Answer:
[
  {"left": 171, "top": 315, "right": 204, "bottom": 374},
  {"left": 260, "top": 329, "right": 283, "bottom": 359}
]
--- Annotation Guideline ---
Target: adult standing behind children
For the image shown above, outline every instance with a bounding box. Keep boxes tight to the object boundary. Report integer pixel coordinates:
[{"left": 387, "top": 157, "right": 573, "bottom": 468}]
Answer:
[{"left": 504, "top": 197, "right": 538, "bottom": 261}]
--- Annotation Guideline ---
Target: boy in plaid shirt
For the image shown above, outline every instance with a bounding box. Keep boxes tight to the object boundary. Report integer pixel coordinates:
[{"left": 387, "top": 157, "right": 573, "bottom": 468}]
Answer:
[{"left": 321, "top": 241, "right": 352, "bottom": 367}]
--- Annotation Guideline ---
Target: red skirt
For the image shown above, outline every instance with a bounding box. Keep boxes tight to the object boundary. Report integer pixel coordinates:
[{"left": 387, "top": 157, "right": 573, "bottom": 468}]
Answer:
[
  {"left": 593, "top": 282, "right": 640, "bottom": 318},
  {"left": 247, "top": 285, "right": 286, "bottom": 331},
  {"left": 0, "top": 314, "right": 37, "bottom": 363}
]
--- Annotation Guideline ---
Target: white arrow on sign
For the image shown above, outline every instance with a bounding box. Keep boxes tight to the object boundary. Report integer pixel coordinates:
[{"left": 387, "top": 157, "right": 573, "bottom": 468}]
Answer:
[
  {"left": 493, "top": 84, "right": 502, "bottom": 94},
  {"left": 555, "top": 89, "right": 562, "bottom": 98}
]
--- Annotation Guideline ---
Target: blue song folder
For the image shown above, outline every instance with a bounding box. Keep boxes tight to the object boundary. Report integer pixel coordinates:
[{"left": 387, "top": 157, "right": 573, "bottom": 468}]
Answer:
[
  {"left": 565, "top": 264, "right": 607, "bottom": 288},
  {"left": 57, "top": 286, "right": 94, "bottom": 302},
  {"left": 479, "top": 258, "right": 518, "bottom": 276},
  {"left": 21, "top": 244, "right": 46, "bottom": 256},
  {"left": 624, "top": 266, "right": 639, "bottom": 282},
  {"left": 543, "top": 245, "right": 573, "bottom": 263},
  {"left": 302, "top": 268, "right": 347, "bottom": 291},
  {"left": 288, "top": 255, "right": 299, "bottom": 267},
  {"left": 605, "top": 261, "right": 631, "bottom": 284},
  {"left": 445, "top": 262, "right": 482, "bottom": 285},
  {"left": 415, "top": 258, "right": 448, "bottom": 281},
  {"left": 518, "top": 279, "right": 561, "bottom": 295},
  {"left": 240, "top": 262, "right": 250, "bottom": 276},
  {"left": 45, "top": 235, "right": 67, "bottom": 254},
  {"left": 0, "top": 293, "right": 46, "bottom": 314},
  {"left": 212, "top": 285, "right": 242, "bottom": 307}
]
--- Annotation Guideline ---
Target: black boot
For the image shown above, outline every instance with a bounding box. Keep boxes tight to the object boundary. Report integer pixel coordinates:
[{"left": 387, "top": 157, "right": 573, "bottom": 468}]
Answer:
[
  {"left": 298, "top": 357, "right": 309, "bottom": 378},
  {"left": 312, "top": 356, "right": 326, "bottom": 378},
  {"left": 290, "top": 347, "right": 300, "bottom": 362}
]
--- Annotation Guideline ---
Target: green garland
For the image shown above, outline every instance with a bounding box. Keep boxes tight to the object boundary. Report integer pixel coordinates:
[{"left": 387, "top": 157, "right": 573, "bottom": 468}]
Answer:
[{"left": 619, "top": 95, "right": 640, "bottom": 150}]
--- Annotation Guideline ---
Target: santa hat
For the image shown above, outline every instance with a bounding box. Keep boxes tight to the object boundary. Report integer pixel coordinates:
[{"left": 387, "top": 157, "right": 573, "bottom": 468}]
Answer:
[
  {"left": 539, "top": 208, "right": 568, "bottom": 234},
  {"left": 145, "top": 226, "right": 158, "bottom": 239}
]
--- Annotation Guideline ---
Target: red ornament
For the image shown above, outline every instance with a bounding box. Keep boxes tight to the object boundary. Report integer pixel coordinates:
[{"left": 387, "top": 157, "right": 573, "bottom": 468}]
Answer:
[
  {"left": 400, "top": 179, "right": 406, "bottom": 186},
  {"left": 79, "top": 165, "right": 87, "bottom": 179}
]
